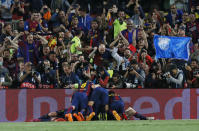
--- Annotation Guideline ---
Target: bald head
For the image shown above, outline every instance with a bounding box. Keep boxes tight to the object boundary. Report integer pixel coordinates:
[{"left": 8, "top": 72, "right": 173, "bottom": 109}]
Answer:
[
  {"left": 127, "top": 20, "right": 134, "bottom": 27},
  {"left": 98, "top": 44, "right": 106, "bottom": 54}
]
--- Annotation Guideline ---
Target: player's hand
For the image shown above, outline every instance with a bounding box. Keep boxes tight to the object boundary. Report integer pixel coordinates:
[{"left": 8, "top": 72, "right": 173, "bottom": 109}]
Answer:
[
  {"left": 19, "top": 32, "right": 24, "bottom": 36},
  {"left": 185, "top": 65, "right": 192, "bottom": 71},
  {"left": 112, "top": 85, "right": 116, "bottom": 89}
]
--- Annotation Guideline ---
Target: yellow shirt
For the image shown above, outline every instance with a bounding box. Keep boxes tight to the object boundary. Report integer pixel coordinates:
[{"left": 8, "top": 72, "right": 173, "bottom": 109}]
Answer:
[
  {"left": 70, "top": 36, "right": 82, "bottom": 54},
  {"left": 113, "top": 19, "right": 127, "bottom": 39}
]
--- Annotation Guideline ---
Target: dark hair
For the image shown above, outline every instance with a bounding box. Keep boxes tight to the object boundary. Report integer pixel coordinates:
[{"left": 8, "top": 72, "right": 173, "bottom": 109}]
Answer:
[
  {"left": 72, "top": 15, "right": 78, "bottom": 20},
  {"left": 112, "top": 72, "right": 119, "bottom": 78},
  {"left": 63, "top": 63, "right": 71, "bottom": 68},
  {"left": 191, "top": 59, "right": 198, "bottom": 63},
  {"left": 43, "top": 44, "right": 50, "bottom": 48},
  {"left": 3, "top": 49, "right": 10, "bottom": 52},
  {"left": 58, "top": 10, "right": 65, "bottom": 14},
  {"left": 49, "top": 51, "right": 56, "bottom": 55},
  {"left": 79, "top": 7, "right": 87, "bottom": 12},
  {"left": 137, "top": 38, "right": 144, "bottom": 43},
  {"left": 31, "top": 10, "right": 39, "bottom": 14},
  {"left": 3, "top": 23, "right": 11, "bottom": 28},
  {"left": 97, "top": 66, "right": 104, "bottom": 72},
  {"left": 169, "top": 64, "right": 177, "bottom": 71},
  {"left": 75, "top": 29, "right": 82, "bottom": 36},
  {"left": 91, "top": 19, "right": 98, "bottom": 24},
  {"left": 108, "top": 90, "right": 115, "bottom": 95}
]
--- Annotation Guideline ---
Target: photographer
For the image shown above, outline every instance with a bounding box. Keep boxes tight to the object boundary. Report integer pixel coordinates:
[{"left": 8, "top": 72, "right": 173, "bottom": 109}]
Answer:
[
  {"left": 145, "top": 62, "right": 168, "bottom": 88},
  {"left": 124, "top": 59, "right": 145, "bottom": 88},
  {"left": 165, "top": 64, "right": 185, "bottom": 88},
  {"left": 10, "top": 0, "right": 25, "bottom": 20},
  {"left": 59, "top": 64, "right": 80, "bottom": 88},
  {"left": 39, "top": 60, "right": 57, "bottom": 88},
  {"left": 0, "top": 56, "right": 12, "bottom": 89},
  {"left": 0, "top": 23, "right": 13, "bottom": 43},
  {"left": 108, "top": 71, "right": 123, "bottom": 89},
  {"left": 185, "top": 59, "right": 199, "bottom": 88},
  {"left": 73, "top": 55, "right": 91, "bottom": 83},
  {"left": 91, "top": 66, "right": 110, "bottom": 88},
  {"left": 18, "top": 62, "right": 41, "bottom": 89},
  {"left": 3, "top": 49, "right": 18, "bottom": 80},
  {"left": 39, "top": 45, "right": 50, "bottom": 61}
]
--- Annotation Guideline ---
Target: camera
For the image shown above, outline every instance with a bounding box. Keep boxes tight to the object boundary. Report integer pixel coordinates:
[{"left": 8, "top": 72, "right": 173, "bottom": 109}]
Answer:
[
  {"left": 162, "top": 72, "right": 170, "bottom": 78},
  {"left": 127, "top": 66, "right": 134, "bottom": 72},
  {"left": 124, "top": 83, "right": 136, "bottom": 88}
]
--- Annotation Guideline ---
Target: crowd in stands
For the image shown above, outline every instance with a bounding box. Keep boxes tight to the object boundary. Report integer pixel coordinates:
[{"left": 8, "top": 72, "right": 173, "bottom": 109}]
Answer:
[{"left": 0, "top": 0, "right": 199, "bottom": 89}]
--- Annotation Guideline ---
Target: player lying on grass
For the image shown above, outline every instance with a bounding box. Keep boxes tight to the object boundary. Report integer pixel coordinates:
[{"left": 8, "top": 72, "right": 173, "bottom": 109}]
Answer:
[
  {"left": 31, "top": 109, "right": 69, "bottom": 122},
  {"left": 108, "top": 90, "right": 155, "bottom": 120},
  {"left": 32, "top": 82, "right": 94, "bottom": 122}
]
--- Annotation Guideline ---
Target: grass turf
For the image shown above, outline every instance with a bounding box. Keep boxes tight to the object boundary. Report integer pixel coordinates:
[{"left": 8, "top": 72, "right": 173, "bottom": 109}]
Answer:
[{"left": 0, "top": 120, "right": 199, "bottom": 131}]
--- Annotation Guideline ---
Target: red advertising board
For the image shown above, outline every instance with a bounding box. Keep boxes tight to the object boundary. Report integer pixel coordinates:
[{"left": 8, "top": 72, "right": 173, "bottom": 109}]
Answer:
[{"left": 0, "top": 89, "right": 198, "bottom": 122}]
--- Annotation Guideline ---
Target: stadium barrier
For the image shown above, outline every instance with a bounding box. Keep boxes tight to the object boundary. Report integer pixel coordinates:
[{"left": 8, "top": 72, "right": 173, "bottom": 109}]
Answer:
[{"left": 0, "top": 89, "right": 198, "bottom": 122}]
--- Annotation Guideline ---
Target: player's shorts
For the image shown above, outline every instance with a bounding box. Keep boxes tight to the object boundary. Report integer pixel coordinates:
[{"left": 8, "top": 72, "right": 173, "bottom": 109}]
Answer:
[
  {"left": 90, "top": 87, "right": 109, "bottom": 105},
  {"left": 110, "top": 101, "right": 125, "bottom": 114},
  {"left": 71, "top": 92, "right": 88, "bottom": 111}
]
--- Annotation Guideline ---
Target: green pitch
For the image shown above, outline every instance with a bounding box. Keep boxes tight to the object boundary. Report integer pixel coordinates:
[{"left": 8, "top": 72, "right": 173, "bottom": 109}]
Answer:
[{"left": 0, "top": 120, "right": 199, "bottom": 131}]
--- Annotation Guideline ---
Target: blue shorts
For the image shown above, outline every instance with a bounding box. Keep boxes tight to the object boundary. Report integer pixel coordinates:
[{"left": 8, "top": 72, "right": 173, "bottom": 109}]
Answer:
[
  {"left": 90, "top": 87, "right": 109, "bottom": 105},
  {"left": 110, "top": 101, "right": 125, "bottom": 114},
  {"left": 72, "top": 92, "right": 88, "bottom": 112}
]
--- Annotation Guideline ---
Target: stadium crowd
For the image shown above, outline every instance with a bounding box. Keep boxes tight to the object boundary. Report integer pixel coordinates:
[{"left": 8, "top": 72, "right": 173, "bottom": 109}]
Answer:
[{"left": 0, "top": 0, "right": 199, "bottom": 89}]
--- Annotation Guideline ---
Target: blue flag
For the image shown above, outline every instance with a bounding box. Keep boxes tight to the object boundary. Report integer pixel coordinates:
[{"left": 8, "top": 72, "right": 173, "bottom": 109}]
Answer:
[{"left": 154, "top": 35, "right": 191, "bottom": 60}]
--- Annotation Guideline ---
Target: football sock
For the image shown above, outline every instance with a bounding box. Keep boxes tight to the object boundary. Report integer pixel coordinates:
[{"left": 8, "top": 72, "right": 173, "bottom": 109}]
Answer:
[{"left": 134, "top": 112, "right": 147, "bottom": 120}]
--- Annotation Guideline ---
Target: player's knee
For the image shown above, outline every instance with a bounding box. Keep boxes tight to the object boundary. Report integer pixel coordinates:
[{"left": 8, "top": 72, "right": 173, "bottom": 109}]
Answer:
[{"left": 125, "top": 107, "right": 137, "bottom": 118}]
